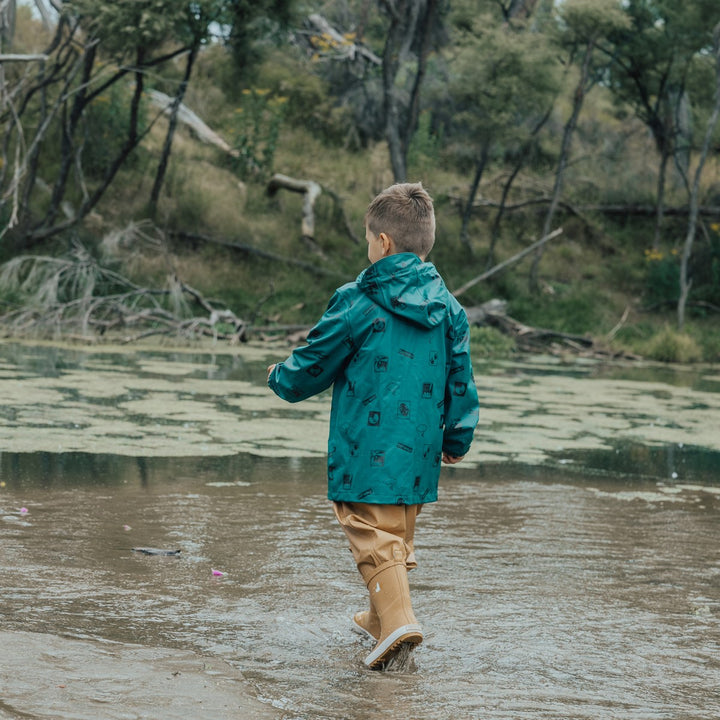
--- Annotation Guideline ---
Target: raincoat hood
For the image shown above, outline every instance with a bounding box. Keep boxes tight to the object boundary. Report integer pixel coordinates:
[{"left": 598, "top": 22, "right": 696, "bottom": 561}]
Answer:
[{"left": 356, "top": 253, "right": 448, "bottom": 329}]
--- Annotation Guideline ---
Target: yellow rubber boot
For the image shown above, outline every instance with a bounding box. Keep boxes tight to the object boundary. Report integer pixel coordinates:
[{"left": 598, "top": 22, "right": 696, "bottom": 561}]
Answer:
[
  {"left": 363, "top": 561, "right": 423, "bottom": 669},
  {"left": 351, "top": 598, "right": 381, "bottom": 641}
]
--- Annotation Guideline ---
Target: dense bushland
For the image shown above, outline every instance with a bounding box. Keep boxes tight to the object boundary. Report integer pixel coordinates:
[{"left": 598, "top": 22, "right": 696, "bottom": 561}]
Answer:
[{"left": 1, "top": 0, "right": 719, "bottom": 361}]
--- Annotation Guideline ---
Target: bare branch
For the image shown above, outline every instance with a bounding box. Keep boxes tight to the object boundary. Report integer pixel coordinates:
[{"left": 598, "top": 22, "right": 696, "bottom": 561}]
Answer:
[
  {"left": 452, "top": 228, "right": 563, "bottom": 298},
  {"left": 0, "top": 53, "right": 49, "bottom": 62}
]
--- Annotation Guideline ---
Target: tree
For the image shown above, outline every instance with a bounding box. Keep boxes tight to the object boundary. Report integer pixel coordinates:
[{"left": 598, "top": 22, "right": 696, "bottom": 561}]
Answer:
[
  {"left": 0, "top": 0, "right": 294, "bottom": 247},
  {"left": 604, "top": 0, "right": 720, "bottom": 250},
  {"left": 377, "top": 0, "right": 443, "bottom": 183},
  {"left": 440, "top": 5, "right": 559, "bottom": 250},
  {"left": 677, "top": 22, "right": 720, "bottom": 330},
  {"left": 528, "top": 0, "right": 629, "bottom": 292}
]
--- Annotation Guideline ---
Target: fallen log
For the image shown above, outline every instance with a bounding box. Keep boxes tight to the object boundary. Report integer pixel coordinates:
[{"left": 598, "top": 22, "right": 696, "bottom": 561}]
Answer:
[
  {"left": 464, "top": 298, "right": 641, "bottom": 360},
  {"left": 146, "top": 89, "right": 239, "bottom": 159},
  {"left": 449, "top": 194, "right": 720, "bottom": 219},
  {"left": 266, "top": 173, "right": 359, "bottom": 246},
  {"left": 267, "top": 173, "right": 322, "bottom": 240}
]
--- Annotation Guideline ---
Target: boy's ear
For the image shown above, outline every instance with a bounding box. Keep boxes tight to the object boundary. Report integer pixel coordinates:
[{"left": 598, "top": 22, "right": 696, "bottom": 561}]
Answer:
[{"left": 379, "top": 232, "right": 395, "bottom": 256}]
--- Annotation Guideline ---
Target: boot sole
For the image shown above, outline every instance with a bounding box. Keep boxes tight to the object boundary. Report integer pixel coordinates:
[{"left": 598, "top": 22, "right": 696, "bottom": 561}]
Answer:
[{"left": 364, "top": 624, "right": 423, "bottom": 669}]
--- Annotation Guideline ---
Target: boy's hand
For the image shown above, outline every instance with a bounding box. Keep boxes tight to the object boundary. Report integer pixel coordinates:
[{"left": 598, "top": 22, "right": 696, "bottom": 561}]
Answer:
[
  {"left": 442, "top": 452, "right": 464, "bottom": 464},
  {"left": 266, "top": 363, "right": 276, "bottom": 382}
]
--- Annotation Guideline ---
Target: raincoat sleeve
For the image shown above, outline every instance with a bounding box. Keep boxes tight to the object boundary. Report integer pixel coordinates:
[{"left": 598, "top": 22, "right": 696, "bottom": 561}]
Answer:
[
  {"left": 442, "top": 311, "right": 480, "bottom": 457},
  {"left": 268, "top": 289, "right": 354, "bottom": 403}
]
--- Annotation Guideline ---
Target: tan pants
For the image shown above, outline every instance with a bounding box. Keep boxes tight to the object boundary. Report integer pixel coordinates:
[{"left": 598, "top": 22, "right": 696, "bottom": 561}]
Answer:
[{"left": 332, "top": 501, "right": 422, "bottom": 586}]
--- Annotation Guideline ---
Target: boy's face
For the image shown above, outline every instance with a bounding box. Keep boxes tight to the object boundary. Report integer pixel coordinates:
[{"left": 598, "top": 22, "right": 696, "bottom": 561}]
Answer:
[{"left": 366, "top": 225, "right": 390, "bottom": 264}]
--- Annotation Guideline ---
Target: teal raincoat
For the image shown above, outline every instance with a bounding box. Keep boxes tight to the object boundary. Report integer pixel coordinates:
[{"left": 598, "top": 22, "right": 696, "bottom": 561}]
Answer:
[{"left": 268, "top": 253, "right": 479, "bottom": 505}]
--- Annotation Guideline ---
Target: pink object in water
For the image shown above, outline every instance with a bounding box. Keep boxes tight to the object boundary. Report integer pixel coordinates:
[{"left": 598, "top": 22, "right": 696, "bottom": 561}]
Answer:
[
  {"left": 19, "top": 507, "right": 28, "bottom": 514},
  {"left": 211, "top": 568, "right": 226, "bottom": 577}
]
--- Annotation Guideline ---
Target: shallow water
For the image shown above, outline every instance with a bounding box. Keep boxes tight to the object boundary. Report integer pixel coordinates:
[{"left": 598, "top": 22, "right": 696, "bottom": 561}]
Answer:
[{"left": 1, "top": 342, "right": 719, "bottom": 719}]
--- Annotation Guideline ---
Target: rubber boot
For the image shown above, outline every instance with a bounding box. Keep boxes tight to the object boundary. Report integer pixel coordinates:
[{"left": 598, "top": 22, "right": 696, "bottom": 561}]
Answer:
[
  {"left": 351, "top": 596, "right": 380, "bottom": 641},
  {"left": 363, "top": 561, "right": 423, "bottom": 669}
]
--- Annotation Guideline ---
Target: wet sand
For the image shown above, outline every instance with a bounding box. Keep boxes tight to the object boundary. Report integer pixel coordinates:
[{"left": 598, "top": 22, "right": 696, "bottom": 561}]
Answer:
[{"left": 0, "top": 631, "right": 278, "bottom": 719}]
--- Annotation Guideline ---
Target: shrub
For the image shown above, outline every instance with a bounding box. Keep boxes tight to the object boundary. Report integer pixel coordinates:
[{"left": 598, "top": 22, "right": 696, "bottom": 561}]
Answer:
[
  {"left": 470, "top": 325, "right": 516, "bottom": 358},
  {"left": 643, "top": 247, "right": 679, "bottom": 307},
  {"left": 642, "top": 325, "right": 702, "bottom": 363},
  {"left": 84, "top": 84, "right": 146, "bottom": 178},
  {"left": 229, "top": 89, "right": 287, "bottom": 180},
  {"left": 509, "top": 285, "right": 602, "bottom": 335},
  {"left": 691, "top": 223, "right": 720, "bottom": 308}
]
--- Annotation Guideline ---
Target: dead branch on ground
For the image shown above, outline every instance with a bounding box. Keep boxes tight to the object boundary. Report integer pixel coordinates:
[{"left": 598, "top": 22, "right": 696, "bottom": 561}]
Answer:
[
  {"left": 449, "top": 193, "right": 720, "bottom": 219},
  {"left": 0, "top": 246, "right": 248, "bottom": 343},
  {"left": 464, "top": 298, "right": 640, "bottom": 360},
  {"left": 267, "top": 173, "right": 359, "bottom": 247}
]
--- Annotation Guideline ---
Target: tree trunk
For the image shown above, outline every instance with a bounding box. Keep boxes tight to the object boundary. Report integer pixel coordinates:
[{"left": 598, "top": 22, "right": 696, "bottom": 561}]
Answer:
[
  {"left": 149, "top": 42, "right": 199, "bottom": 217},
  {"left": 404, "top": 0, "right": 436, "bottom": 156},
  {"left": 487, "top": 107, "right": 552, "bottom": 268},
  {"left": 45, "top": 42, "right": 96, "bottom": 228},
  {"left": 381, "top": 0, "right": 412, "bottom": 182},
  {"left": 487, "top": 160, "right": 522, "bottom": 268},
  {"left": 529, "top": 39, "right": 594, "bottom": 293},
  {"left": 20, "top": 59, "right": 48, "bottom": 221},
  {"left": 678, "top": 23, "right": 720, "bottom": 330},
  {"left": 379, "top": 0, "right": 437, "bottom": 183},
  {"left": 460, "top": 141, "right": 490, "bottom": 250},
  {"left": 653, "top": 141, "right": 669, "bottom": 250}
]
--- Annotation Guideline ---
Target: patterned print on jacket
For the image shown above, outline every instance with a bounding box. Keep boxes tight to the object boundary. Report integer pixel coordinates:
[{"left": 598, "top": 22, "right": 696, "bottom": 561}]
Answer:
[{"left": 268, "top": 252, "right": 479, "bottom": 505}]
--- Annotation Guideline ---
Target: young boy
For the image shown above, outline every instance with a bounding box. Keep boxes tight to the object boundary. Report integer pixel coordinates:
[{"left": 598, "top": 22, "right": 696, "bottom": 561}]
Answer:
[{"left": 267, "top": 182, "right": 479, "bottom": 669}]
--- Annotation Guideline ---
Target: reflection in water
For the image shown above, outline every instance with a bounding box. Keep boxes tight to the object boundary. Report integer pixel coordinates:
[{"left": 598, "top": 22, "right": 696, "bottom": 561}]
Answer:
[{"left": 1, "top": 453, "right": 719, "bottom": 719}]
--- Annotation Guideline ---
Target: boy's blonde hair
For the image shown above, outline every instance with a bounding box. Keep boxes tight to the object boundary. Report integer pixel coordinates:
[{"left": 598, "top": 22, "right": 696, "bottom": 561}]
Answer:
[{"left": 365, "top": 182, "right": 435, "bottom": 258}]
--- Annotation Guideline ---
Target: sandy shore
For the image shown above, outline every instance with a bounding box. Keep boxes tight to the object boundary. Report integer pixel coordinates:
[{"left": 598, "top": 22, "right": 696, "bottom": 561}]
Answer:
[{"left": 0, "top": 631, "right": 279, "bottom": 720}]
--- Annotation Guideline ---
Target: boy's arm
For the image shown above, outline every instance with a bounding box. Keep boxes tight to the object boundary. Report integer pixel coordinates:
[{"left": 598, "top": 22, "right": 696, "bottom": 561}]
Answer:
[
  {"left": 442, "top": 311, "right": 480, "bottom": 458},
  {"left": 268, "top": 290, "right": 354, "bottom": 403}
]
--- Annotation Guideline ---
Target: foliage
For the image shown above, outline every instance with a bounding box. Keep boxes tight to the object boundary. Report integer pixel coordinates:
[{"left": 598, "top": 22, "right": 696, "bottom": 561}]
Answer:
[
  {"left": 65, "top": 0, "right": 200, "bottom": 56},
  {"left": 2, "top": 0, "right": 719, "bottom": 361},
  {"left": 642, "top": 324, "right": 702, "bottom": 363},
  {"left": 440, "top": 11, "right": 560, "bottom": 170},
  {"left": 83, "top": 85, "right": 147, "bottom": 178},
  {"left": 509, "top": 285, "right": 604, "bottom": 335},
  {"left": 604, "top": 1, "right": 720, "bottom": 166},
  {"left": 223, "top": 0, "right": 296, "bottom": 74},
  {"left": 643, "top": 247, "right": 679, "bottom": 307},
  {"left": 470, "top": 325, "right": 516, "bottom": 358},
  {"left": 229, "top": 89, "right": 287, "bottom": 180},
  {"left": 407, "top": 110, "right": 444, "bottom": 173}
]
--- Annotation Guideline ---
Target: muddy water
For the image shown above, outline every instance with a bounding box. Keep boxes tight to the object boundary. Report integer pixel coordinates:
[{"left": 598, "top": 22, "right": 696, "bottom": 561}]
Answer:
[{"left": 1, "top": 341, "right": 719, "bottom": 719}]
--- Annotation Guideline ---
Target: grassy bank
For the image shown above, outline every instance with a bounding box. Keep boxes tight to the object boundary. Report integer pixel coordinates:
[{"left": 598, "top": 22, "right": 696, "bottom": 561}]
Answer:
[{"left": 2, "top": 63, "right": 718, "bottom": 363}]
